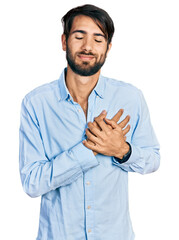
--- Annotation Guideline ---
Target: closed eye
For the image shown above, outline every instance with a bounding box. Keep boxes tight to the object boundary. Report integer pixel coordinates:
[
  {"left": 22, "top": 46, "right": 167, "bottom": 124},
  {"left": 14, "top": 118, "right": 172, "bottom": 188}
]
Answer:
[
  {"left": 95, "top": 39, "right": 103, "bottom": 43},
  {"left": 76, "top": 37, "right": 83, "bottom": 40}
]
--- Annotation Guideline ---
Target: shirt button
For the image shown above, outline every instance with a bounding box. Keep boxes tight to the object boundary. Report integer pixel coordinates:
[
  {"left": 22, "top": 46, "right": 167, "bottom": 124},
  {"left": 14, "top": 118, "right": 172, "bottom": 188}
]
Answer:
[
  {"left": 86, "top": 181, "right": 90, "bottom": 185},
  {"left": 87, "top": 205, "right": 91, "bottom": 209},
  {"left": 88, "top": 229, "right": 92, "bottom": 233},
  {"left": 78, "top": 109, "right": 81, "bottom": 113}
]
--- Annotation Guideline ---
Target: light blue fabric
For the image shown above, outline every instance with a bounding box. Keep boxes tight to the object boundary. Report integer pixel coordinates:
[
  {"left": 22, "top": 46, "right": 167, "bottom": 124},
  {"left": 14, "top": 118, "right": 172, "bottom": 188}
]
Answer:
[{"left": 19, "top": 68, "right": 160, "bottom": 240}]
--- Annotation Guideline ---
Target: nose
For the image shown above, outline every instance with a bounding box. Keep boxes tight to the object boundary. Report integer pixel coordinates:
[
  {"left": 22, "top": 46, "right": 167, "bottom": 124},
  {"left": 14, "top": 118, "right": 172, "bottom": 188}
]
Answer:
[{"left": 82, "top": 36, "right": 93, "bottom": 52}]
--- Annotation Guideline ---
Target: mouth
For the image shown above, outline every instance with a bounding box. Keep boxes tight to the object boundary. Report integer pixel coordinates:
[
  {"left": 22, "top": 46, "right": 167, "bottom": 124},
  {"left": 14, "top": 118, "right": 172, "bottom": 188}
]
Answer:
[{"left": 77, "top": 53, "right": 95, "bottom": 61}]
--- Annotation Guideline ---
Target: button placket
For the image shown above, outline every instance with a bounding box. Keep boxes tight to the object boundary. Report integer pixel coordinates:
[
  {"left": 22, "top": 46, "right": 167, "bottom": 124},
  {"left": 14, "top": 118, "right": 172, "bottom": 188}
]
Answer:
[
  {"left": 84, "top": 90, "right": 97, "bottom": 238},
  {"left": 84, "top": 169, "right": 95, "bottom": 238}
]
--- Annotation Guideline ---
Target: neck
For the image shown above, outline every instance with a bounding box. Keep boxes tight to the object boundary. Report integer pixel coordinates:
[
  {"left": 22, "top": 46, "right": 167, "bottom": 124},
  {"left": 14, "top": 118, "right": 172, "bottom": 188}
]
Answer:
[{"left": 65, "top": 66, "right": 100, "bottom": 103}]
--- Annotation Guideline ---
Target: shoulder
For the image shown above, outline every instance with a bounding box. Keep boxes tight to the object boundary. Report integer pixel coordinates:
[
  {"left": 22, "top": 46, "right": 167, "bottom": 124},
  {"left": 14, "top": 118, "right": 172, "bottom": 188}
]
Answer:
[
  {"left": 103, "top": 76, "right": 142, "bottom": 99},
  {"left": 102, "top": 76, "right": 148, "bottom": 117},
  {"left": 22, "top": 80, "right": 59, "bottom": 105}
]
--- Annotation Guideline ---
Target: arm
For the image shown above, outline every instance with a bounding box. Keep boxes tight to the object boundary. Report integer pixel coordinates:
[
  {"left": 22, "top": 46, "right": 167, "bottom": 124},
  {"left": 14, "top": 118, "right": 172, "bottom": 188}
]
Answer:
[
  {"left": 113, "top": 90, "right": 160, "bottom": 174},
  {"left": 19, "top": 98, "right": 99, "bottom": 198},
  {"left": 83, "top": 90, "right": 160, "bottom": 174}
]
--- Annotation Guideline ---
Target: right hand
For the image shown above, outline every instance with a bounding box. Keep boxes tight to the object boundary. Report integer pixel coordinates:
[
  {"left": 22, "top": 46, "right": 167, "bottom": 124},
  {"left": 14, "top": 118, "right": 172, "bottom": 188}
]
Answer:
[{"left": 86, "top": 109, "right": 130, "bottom": 155}]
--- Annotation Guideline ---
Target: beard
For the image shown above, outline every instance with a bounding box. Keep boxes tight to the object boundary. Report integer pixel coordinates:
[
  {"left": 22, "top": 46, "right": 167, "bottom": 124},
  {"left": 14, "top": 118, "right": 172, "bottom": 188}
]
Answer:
[{"left": 66, "top": 44, "right": 108, "bottom": 77}]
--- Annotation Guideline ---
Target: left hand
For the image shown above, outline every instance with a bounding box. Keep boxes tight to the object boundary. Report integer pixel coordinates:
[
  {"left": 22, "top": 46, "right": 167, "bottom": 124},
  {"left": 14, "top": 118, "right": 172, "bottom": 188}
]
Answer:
[{"left": 83, "top": 117, "right": 130, "bottom": 159}]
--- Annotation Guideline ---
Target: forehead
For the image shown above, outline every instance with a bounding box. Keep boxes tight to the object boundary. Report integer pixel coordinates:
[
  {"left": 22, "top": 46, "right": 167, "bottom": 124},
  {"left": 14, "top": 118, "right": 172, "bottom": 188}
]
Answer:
[{"left": 70, "top": 15, "right": 104, "bottom": 35}]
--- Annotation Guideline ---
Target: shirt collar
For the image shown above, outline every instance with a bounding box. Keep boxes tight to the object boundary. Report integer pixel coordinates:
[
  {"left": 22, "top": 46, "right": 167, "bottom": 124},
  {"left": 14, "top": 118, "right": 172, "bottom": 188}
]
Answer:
[
  {"left": 58, "top": 68, "right": 106, "bottom": 101},
  {"left": 93, "top": 74, "right": 105, "bottom": 99},
  {"left": 58, "top": 68, "right": 71, "bottom": 101}
]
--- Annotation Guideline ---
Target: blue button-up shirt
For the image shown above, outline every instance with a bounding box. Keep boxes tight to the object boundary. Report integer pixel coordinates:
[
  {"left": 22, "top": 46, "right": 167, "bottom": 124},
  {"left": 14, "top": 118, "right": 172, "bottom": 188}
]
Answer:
[{"left": 19, "top": 68, "right": 160, "bottom": 240}]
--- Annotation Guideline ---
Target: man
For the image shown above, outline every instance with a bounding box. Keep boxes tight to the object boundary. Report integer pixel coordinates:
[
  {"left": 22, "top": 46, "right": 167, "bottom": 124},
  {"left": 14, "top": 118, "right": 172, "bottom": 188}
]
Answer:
[{"left": 19, "top": 4, "right": 160, "bottom": 240}]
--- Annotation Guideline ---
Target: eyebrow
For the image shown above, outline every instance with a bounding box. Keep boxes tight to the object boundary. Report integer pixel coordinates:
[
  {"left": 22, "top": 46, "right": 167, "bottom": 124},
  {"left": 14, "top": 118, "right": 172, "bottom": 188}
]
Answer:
[{"left": 71, "top": 30, "right": 106, "bottom": 38}]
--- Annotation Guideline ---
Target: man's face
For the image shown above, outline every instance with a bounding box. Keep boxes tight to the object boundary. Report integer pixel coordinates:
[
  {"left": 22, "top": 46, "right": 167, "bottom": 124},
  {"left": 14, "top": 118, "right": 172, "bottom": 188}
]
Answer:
[{"left": 62, "top": 15, "right": 112, "bottom": 76}]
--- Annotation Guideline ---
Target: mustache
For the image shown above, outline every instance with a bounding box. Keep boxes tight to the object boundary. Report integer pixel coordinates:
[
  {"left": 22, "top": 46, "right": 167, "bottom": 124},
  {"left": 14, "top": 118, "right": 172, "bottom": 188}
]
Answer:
[{"left": 78, "top": 51, "right": 96, "bottom": 57}]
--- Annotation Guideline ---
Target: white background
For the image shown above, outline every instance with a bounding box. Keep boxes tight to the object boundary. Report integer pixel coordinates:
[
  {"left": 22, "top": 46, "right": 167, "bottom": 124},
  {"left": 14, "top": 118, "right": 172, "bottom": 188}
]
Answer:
[{"left": 0, "top": 0, "right": 179, "bottom": 239}]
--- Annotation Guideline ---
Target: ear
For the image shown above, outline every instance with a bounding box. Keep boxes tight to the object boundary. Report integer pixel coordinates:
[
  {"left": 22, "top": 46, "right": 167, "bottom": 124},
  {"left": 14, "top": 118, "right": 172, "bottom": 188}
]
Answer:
[
  {"left": 61, "top": 34, "right": 67, "bottom": 51},
  {"left": 106, "top": 42, "right": 112, "bottom": 57}
]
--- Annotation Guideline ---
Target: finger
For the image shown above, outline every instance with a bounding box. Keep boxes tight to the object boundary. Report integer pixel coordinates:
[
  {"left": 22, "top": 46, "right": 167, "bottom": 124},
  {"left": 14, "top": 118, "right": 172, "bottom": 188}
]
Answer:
[
  {"left": 94, "top": 117, "right": 111, "bottom": 132},
  {"left": 118, "top": 115, "right": 130, "bottom": 128},
  {"left": 88, "top": 120, "right": 99, "bottom": 131},
  {"left": 85, "top": 128, "right": 100, "bottom": 144},
  {"left": 90, "top": 111, "right": 106, "bottom": 131},
  {"left": 95, "top": 110, "right": 107, "bottom": 120},
  {"left": 85, "top": 140, "right": 99, "bottom": 155},
  {"left": 87, "top": 139, "right": 96, "bottom": 146},
  {"left": 111, "top": 109, "right": 124, "bottom": 123},
  {"left": 104, "top": 118, "right": 118, "bottom": 129},
  {"left": 122, "top": 124, "right": 130, "bottom": 136},
  {"left": 93, "top": 121, "right": 99, "bottom": 129},
  {"left": 83, "top": 140, "right": 98, "bottom": 152},
  {"left": 93, "top": 110, "right": 107, "bottom": 130},
  {"left": 106, "top": 124, "right": 113, "bottom": 130},
  {"left": 88, "top": 122, "right": 102, "bottom": 137}
]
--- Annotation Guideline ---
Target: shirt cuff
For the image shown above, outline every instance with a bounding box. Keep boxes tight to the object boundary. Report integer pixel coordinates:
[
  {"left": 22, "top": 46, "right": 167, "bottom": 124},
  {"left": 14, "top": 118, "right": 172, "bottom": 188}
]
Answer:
[
  {"left": 112, "top": 143, "right": 144, "bottom": 168},
  {"left": 70, "top": 142, "right": 99, "bottom": 172}
]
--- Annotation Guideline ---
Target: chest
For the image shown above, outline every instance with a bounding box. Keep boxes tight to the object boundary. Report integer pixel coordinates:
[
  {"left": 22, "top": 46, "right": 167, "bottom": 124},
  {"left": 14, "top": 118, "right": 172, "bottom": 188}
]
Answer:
[{"left": 36, "top": 94, "right": 137, "bottom": 160}]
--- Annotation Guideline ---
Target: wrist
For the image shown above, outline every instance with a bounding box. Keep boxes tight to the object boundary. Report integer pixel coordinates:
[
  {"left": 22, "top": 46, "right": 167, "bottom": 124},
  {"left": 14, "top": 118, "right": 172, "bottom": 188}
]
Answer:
[
  {"left": 114, "top": 142, "right": 130, "bottom": 159},
  {"left": 114, "top": 142, "right": 132, "bottom": 164}
]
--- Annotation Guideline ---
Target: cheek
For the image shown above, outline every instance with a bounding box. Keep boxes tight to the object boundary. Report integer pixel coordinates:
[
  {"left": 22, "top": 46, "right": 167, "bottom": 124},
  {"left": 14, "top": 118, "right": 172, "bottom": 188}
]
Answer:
[
  {"left": 98, "top": 49, "right": 107, "bottom": 60},
  {"left": 96, "top": 45, "right": 108, "bottom": 56},
  {"left": 71, "top": 44, "right": 83, "bottom": 57}
]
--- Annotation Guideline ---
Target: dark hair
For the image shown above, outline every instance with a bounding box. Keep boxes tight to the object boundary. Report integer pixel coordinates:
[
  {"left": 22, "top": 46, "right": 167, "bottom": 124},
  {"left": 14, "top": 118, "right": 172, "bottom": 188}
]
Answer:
[{"left": 61, "top": 4, "right": 115, "bottom": 44}]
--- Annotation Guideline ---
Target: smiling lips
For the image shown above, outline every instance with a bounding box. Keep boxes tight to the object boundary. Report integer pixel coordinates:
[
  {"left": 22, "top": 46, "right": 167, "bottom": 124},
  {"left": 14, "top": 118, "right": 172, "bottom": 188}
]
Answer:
[{"left": 78, "top": 53, "right": 95, "bottom": 61}]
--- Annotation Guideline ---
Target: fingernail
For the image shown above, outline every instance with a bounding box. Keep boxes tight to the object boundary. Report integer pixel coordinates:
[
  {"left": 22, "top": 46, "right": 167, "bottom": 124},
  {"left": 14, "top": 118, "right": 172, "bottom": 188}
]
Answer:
[{"left": 101, "top": 110, "right": 107, "bottom": 114}]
